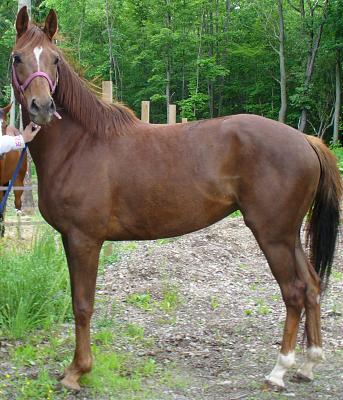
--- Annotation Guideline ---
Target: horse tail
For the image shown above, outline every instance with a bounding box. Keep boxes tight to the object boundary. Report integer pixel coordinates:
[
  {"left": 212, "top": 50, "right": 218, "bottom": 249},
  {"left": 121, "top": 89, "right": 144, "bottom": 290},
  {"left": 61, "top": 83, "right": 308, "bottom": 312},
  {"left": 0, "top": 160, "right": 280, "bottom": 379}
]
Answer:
[{"left": 305, "top": 135, "right": 342, "bottom": 292}]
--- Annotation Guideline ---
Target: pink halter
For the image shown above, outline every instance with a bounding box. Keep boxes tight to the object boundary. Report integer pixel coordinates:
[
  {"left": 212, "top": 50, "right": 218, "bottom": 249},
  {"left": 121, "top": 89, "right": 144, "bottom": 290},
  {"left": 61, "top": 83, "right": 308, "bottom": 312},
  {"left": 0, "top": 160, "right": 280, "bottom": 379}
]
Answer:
[{"left": 12, "top": 66, "right": 61, "bottom": 120}]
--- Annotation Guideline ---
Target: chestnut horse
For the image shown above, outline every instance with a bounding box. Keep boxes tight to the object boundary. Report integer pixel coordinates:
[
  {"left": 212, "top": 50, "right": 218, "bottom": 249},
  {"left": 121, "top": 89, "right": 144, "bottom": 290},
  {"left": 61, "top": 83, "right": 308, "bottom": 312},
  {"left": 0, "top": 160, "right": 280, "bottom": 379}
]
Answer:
[
  {"left": 12, "top": 7, "right": 342, "bottom": 392},
  {"left": 0, "top": 104, "right": 28, "bottom": 236}
]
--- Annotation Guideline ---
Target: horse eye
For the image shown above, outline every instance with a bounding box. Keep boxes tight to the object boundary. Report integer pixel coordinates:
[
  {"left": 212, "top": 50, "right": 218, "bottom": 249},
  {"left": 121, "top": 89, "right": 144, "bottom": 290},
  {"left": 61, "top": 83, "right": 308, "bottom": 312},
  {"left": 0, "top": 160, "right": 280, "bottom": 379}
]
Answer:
[
  {"left": 54, "top": 56, "right": 60, "bottom": 65},
  {"left": 13, "top": 54, "right": 22, "bottom": 64}
]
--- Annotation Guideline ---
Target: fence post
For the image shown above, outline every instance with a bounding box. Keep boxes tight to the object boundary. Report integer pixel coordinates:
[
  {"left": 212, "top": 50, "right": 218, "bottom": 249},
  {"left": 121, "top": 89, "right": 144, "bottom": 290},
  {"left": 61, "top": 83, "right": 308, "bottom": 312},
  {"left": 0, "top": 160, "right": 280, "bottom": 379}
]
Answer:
[
  {"left": 181, "top": 118, "right": 188, "bottom": 123},
  {"left": 168, "top": 104, "right": 176, "bottom": 124},
  {"left": 102, "top": 81, "right": 113, "bottom": 104},
  {"left": 141, "top": 101, "right": 150, "bottom": 123}
]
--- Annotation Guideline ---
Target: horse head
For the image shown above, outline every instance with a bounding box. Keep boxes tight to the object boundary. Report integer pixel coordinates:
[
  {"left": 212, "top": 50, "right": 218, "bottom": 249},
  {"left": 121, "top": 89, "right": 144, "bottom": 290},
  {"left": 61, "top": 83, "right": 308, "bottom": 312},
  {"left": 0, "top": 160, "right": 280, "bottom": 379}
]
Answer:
[{"left": 12, "top": 6, "right": 59, "bottom": 125}]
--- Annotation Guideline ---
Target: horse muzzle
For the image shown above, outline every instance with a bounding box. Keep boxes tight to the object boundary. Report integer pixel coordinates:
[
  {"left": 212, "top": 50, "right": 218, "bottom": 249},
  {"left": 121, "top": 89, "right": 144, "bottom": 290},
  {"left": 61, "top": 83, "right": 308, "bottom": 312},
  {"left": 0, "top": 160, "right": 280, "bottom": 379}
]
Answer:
[{"left": 28, "top": 96, "right": 56, "bottom": 125}]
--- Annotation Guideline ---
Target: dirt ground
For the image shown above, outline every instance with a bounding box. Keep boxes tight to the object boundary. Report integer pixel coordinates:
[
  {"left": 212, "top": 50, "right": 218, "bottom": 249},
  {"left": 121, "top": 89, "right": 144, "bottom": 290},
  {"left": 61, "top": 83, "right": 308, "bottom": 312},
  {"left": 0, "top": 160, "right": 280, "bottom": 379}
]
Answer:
[{"left": 3, "top": 215, "right": 343, "bottom": 399}]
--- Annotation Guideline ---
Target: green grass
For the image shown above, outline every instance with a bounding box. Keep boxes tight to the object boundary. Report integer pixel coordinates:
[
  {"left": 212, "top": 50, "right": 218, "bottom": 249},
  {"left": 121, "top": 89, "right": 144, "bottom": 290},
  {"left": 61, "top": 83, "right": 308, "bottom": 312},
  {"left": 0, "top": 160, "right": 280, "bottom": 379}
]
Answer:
[
  {"left": 0, "top": 228, "right": 71, "bottom": 339},
  {"left": 331, "top": 144, "right": 343, "bottom": 173},
  {"left": 125, "top": 284, "right": 182, "bottom": 314}
]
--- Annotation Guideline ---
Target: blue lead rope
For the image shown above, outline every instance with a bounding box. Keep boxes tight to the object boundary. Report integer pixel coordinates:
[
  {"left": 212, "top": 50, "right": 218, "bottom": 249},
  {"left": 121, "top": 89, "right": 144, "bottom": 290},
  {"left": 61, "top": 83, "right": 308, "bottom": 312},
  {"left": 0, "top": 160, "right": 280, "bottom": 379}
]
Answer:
[{"left": 0, "top": 144, "right": 28, "bottom": 215}]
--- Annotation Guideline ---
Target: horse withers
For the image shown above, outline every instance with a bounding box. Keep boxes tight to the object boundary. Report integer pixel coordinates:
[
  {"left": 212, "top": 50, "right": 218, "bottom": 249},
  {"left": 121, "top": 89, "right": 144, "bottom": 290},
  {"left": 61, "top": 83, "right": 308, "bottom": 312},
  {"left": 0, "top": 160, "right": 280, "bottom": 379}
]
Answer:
[
  {"left": 12, "top": 6, "right": 342, "bottom": 392},
  {"left": 0, "top": 104, "right": 28, "bottom": 236}
]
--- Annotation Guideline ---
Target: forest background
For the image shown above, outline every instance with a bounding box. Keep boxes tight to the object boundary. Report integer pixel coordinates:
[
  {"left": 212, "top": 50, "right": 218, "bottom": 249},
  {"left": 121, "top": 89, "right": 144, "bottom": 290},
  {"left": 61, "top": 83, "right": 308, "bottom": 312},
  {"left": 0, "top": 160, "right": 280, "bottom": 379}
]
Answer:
[{"left": 0, "top": 0, "right": 342, "bottom": 143}]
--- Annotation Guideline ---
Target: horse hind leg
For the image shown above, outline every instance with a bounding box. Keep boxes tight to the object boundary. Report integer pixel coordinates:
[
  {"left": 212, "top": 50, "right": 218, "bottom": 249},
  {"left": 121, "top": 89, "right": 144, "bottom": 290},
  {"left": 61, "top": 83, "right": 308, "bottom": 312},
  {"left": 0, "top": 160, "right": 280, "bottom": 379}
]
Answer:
[
  {"left": 244, "top": 215, "right": 306, "bottom": 389},
  {"left": 292, "top": 246, "right": 324, "bottom": 382},
  {"left": 261, "top": 239, "right": 305, "bottom": 389}
]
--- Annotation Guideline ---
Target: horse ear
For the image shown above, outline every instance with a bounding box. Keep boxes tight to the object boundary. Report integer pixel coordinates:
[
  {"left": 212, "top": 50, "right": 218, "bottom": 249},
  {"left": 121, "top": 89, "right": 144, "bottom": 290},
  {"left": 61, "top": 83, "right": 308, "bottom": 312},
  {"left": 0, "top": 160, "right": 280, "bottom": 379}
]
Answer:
[
  {"left": 44, "top": 9, "right": 58, "bottom": 41},
  {"left": 16, "top": 6, "right": 30, "bottom": 39},
  {"left": 3, "top": 103, "right": 12, "bottom": 115}
]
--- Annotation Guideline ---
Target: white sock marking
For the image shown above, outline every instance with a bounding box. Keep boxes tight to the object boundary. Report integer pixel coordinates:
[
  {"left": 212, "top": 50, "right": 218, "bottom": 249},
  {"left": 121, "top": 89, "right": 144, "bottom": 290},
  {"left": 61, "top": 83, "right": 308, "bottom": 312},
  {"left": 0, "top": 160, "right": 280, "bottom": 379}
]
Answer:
[
  {"left": 266, "top": 351, "right": 295, "bottom": 388},
  {"left": 33, "top": 46, "right": 43, "bottom": 71},
  {"left": 297, "top": 346, "right": 324, "bottom": 380}
]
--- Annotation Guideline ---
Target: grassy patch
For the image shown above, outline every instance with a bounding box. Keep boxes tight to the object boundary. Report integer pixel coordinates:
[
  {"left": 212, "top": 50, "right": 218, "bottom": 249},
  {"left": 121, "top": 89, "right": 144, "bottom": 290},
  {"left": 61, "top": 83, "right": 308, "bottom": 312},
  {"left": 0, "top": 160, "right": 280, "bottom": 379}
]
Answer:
[
  {"left": 126, "top": 293, "right": 153, "bottom": 311},
  {"left": 125, "top": 284, "right": 182, "bottom": 314},
  {"left": 0, "top": 228, "right": 71, "bottom": 339},
  {"left": 229, "top": 210, "right": 242, "bottom": 218},
  {"left": 81, "top": 345, "right": 156, "bottom": 396},
  {"left": 331, "top": 144, "right": 343, "bottom": 173}
]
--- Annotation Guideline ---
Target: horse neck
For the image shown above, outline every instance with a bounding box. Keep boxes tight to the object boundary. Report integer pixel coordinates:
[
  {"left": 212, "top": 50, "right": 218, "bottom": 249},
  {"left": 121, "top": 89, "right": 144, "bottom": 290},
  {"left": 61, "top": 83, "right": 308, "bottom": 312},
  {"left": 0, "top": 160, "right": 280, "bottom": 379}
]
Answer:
[{"left": 27, "top": 111, "right": 85, "bottom": 176}]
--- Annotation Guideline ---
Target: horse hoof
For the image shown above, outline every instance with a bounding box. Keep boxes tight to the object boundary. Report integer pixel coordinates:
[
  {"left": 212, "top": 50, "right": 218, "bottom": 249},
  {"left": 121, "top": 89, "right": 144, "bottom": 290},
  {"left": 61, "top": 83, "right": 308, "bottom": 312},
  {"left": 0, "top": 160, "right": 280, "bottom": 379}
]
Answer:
[
  {"left": 291, "top": 372, "right": 312, "bottom": 383},
  {"left": 60, "top": 376, "right": 81, "bottom": 392},
  {"left": 263, "top": 379, "right": 285, "bottom": 392}
]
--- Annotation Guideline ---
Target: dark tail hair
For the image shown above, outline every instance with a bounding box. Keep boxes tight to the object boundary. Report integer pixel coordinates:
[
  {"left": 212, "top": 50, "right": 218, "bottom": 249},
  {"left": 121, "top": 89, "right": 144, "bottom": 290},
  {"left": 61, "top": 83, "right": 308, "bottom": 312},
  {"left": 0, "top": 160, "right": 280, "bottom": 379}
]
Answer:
[{"left": 305, "top": 136, "right": 342, "bottom": 292}]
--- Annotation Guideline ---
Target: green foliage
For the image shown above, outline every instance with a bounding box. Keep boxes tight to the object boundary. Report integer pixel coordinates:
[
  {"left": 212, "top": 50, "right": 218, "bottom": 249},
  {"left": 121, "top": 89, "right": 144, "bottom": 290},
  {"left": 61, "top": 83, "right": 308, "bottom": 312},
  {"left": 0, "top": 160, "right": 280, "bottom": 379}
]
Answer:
[
  {"left": 0, "top": 229, "right": 71, "bottom": 338},
  {"left": 331, "top": 145, "right": 343, "bottom": 173},
  {"left": 0, "top": 0, "right": 342, "bottom": 137}
]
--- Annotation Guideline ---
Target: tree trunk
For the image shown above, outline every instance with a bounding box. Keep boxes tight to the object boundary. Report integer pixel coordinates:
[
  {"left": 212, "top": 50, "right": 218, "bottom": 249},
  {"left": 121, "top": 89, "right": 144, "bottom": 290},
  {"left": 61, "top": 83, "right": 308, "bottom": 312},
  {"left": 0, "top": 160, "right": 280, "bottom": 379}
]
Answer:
[
  {"left": 218, "top": 0, "right": 230, "bottom": 116},
  {"left": 333, "top": 50, "right": 341, "bottom": 143},
  {"left": 77, "top": 1, "right": 86, "bottom": 63},
  {"left": 105, "top": 0, "right": 117, "bottom": 98},
  {"left": 165, "top": 0, "right": 171, "bottom": 122},
  {"left": 298, "top": 0, "right": 329, "bottom": 132},
  {"left": 278, "top": 0, "right": 287, "bottom": 123}
]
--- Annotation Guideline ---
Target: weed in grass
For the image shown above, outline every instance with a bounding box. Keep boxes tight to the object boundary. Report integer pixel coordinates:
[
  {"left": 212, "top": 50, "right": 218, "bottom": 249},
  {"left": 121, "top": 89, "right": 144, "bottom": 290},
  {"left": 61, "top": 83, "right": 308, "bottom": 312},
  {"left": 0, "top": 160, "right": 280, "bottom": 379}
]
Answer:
[
  {"left": 125, "top": 293, "right": 153, "bottom": 311},
  {"left": 122, "top": 242, "right": 138, "bottom": 252},
  {"left": 159, "top": 285, "right": 181, "bottom": 312},
  {"left": 124, "top": 323, "right": 145, "bottom": 341},
  {"left": 229, "top": 210, "right": 242, "bottom": 218},
  {"left": 271, "top": 294, "right": 281, "bottom": 302},
  {"left": 156, "top": 238, "right": 172, "bottom": 245},
  {"left": 255, "top": 299, "right": 270, "bottom": 315},
  {"left": 94, "top": 329, "right": 115, "bottom": 345},
  {"left": 210, "top": 296, "right": 220, "bottom": 310},
  {"left": 244, "top": 309, "right": 253, "bottom": 316}
]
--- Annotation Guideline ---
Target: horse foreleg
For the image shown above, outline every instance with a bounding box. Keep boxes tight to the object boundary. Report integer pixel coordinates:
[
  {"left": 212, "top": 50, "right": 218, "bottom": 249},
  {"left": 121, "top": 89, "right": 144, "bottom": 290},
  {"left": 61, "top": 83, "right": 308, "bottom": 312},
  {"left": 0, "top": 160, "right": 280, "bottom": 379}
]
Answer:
[{"left": 60, "top": 232, "right": 102, "bottom": 391}]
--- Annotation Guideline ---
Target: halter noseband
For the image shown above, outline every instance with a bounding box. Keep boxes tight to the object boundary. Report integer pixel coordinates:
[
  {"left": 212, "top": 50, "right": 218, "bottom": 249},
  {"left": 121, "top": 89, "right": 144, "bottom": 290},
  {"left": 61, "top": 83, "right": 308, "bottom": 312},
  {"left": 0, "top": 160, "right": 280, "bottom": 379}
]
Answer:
[
  {"left": 12, "top": 69, "right": 58, "bottom": 95},
  {"left": 12, "top": 64, "right": 61, "bottom": 119}
]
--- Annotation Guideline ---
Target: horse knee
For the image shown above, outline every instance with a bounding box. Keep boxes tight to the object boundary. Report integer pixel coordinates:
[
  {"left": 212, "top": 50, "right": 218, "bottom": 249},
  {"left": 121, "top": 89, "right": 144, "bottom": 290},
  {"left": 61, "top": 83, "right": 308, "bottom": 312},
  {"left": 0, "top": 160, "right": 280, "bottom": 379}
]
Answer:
[{"left": 73, "top": 303, "right": 93, "bottom": 326}]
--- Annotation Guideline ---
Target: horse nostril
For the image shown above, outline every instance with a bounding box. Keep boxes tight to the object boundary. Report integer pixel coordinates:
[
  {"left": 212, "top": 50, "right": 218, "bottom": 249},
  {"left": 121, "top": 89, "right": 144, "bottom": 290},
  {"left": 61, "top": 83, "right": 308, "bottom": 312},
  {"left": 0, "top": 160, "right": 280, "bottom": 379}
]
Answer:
[
  {"left": 49, "top": 99, "right": 56, "bottom": 113},
  {"left": 30, "top": 99, "right": 40, "bottom": 115}
]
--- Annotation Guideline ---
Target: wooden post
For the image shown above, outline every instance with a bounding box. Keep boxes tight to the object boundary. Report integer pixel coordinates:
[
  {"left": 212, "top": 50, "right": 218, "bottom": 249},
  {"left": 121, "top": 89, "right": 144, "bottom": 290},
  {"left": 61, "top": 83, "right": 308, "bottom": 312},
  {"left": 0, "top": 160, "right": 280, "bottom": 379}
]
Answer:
[
  {"left": 141, "top": 101, "right": 150, "bottom": 123},
  {"left": 102, "top": 81, "right": 113, "bottom": 104},
  {"left": 181, "top": 118, "right": 188, "bottom": 123},
  {"left": 168, "top": 104, "right": 176, "bottom": 124}
]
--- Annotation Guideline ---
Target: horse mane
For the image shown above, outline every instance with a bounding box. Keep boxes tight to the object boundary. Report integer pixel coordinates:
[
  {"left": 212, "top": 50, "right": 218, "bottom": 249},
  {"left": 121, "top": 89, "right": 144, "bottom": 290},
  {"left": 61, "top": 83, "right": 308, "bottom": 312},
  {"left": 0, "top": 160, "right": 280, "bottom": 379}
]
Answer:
[{"left": 16, "top": 25, "right": 139, "bottom": 137}]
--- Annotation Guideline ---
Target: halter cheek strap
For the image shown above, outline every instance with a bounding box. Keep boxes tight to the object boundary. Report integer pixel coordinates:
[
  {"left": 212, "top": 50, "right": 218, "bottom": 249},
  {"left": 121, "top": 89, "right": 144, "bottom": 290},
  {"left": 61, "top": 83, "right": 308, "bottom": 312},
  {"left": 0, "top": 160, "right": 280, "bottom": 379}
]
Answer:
[{"left": 12, "top": 66, "right": 61, "bottom": 120}]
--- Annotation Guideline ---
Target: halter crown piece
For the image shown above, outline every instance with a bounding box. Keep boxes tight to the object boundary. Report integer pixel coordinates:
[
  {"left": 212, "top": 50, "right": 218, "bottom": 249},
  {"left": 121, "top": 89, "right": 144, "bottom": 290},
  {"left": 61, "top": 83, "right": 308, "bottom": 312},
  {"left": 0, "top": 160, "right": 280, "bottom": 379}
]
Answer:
[{"left": 12, "top": 63, "right": 62, "bottom": 120}]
